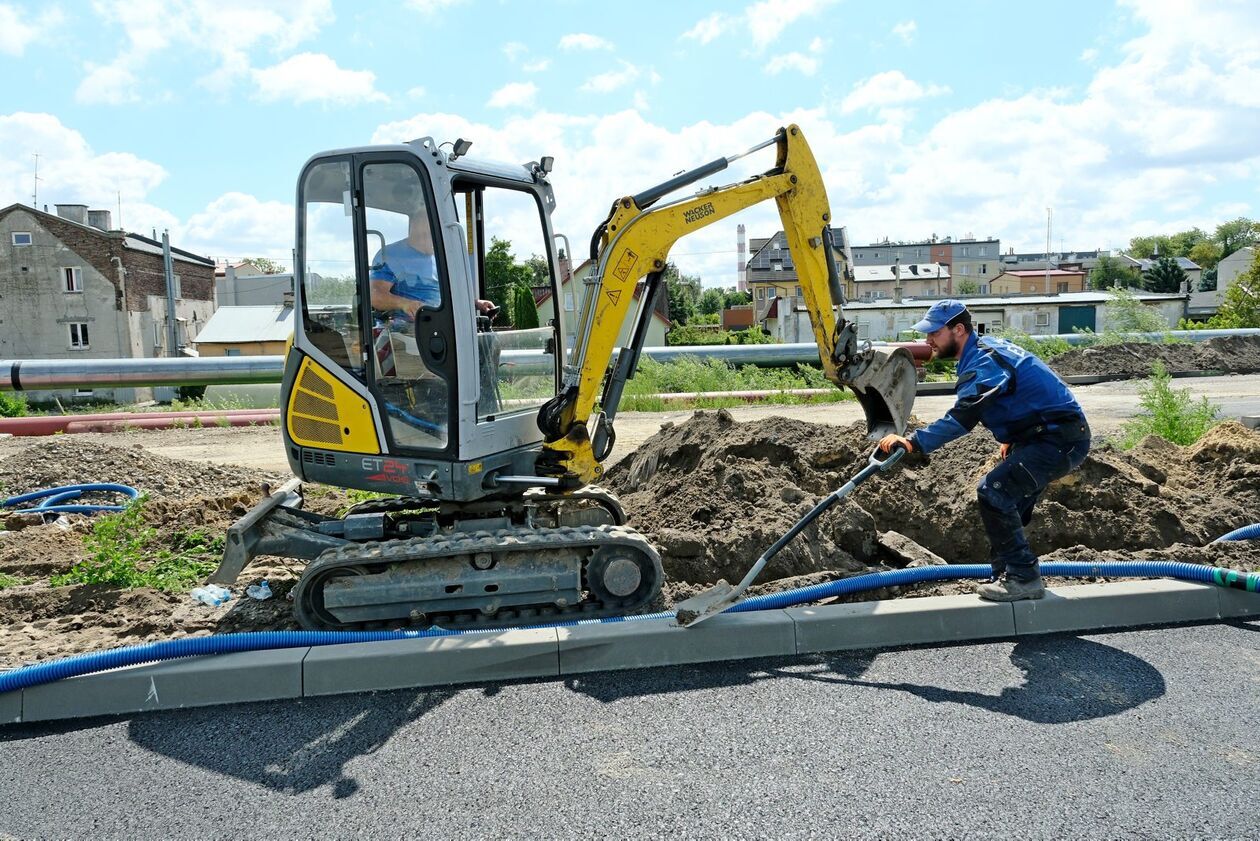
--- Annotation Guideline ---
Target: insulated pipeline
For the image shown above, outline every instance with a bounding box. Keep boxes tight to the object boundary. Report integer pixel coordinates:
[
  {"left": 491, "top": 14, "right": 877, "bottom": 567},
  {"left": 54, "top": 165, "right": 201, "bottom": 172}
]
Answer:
[{"left": 1, "top": 558, "right": 1257, "bottom": 695}]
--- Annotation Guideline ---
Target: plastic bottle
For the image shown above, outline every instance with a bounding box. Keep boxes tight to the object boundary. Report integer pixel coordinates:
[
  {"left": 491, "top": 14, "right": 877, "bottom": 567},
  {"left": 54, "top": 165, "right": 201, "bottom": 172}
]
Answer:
[
  {"left": 246, "top": 580, "right": 273, "bottom": 601},
  {"left": 191, "top": 584, "right": 232, "bottom": 607}
]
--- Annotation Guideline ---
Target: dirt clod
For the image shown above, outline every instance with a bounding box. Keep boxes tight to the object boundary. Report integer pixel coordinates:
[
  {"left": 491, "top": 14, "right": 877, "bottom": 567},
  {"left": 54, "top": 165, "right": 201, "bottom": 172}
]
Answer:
[{"left": 1050, "top": 335, "right": 1260, "bottom": 379}]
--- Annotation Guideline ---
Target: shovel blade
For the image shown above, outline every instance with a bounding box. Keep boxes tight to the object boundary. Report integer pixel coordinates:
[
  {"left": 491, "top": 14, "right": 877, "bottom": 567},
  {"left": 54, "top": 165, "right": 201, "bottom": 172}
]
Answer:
[{"left": 675, "top": 580, "right": 741, "bottom": 627}]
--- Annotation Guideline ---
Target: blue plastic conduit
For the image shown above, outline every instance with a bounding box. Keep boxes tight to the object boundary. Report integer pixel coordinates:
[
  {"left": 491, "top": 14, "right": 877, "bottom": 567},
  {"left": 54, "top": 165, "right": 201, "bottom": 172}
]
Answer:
[
  {"left": 2, "top": 483, "right": 139, "bottom": 516},
  {"left": 2, "top": 558, "right": 1258, "bottom": 695},
  {"left": 1213, "top": 523, "right": 1260, "bottom": 543}
]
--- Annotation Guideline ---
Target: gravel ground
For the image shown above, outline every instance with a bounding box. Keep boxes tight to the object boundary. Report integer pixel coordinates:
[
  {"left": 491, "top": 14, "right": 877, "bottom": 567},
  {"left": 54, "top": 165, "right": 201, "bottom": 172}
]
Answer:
[{"left": 1, "top": 620, "right": 1256, "bottom": 839}]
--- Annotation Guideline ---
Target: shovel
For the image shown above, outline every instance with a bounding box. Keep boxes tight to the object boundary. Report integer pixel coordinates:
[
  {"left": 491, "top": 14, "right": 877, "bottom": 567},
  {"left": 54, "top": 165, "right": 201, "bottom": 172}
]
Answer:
[{"left": 675, "top": 444, "right": 907, "bottom": 627}]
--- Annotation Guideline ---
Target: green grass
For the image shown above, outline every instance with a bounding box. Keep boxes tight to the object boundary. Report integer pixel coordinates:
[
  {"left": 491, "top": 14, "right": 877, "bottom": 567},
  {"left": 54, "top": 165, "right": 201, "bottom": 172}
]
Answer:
[
  {"left": 0, "top": 572, "right": 31, "bottom": 589},
  {"left": 1117, "top": 361, "right": 1222, "bottom": 449},
  {"left": 50, "top": 496, "right": 223, "bottom": 592},
  {"left": 618, "top": 357, "right": 854, "bottom": 412}
]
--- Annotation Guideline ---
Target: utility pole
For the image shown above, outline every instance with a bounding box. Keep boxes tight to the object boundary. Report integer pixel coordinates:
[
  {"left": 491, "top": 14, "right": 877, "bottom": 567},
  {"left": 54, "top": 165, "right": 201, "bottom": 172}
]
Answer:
[
  {"left": 1045, "top": 206, "right": 1053, "bottom": 294},
  {"left": 31, "top": 153, "right": 40, "bottom": 207},
  {"left": 117, "top": 190, "right": 123, "bottom": 231},
  {"left": 162, "top": 231, "right": 180, "bottom": 357}
]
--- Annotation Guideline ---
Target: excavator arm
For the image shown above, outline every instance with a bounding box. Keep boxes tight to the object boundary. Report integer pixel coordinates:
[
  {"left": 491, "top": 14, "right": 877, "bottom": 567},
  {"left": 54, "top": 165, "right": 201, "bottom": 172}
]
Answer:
[{"left": 536, "top": 124, "right": 918, "bottom": 486}]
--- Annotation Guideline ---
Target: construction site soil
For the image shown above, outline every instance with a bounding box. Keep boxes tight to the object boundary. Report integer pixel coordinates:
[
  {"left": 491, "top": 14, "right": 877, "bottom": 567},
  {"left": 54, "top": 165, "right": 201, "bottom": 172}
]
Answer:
[
  {"left": 1049, "top": 334, "right": 1260, "bottom": 379},
  {"left": 1, "top": 416, "right": 1259, "bottom": 668}
]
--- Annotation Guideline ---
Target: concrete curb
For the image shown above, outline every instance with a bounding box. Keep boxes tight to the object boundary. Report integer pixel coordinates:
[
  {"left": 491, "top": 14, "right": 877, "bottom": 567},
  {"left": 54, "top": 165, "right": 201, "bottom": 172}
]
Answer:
[{"left": 1, "top": 580, "right": 1256, "bottom": 725}]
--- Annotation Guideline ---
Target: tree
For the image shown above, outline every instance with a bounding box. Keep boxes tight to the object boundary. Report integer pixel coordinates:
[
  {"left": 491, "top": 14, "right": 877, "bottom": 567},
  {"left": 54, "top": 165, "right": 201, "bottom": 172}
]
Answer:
[
  {"left": 248, "top": 257, "right": 287, "bottom": 274},
  {"left": 1213, "top": 217, "right": 1260, "bottom": 258},
  {"left": 955, "top": 279, "right": 979, "bottom": 295},
  {"left": 484, "top": 237, "right": 532, "bottom": 314},
  {"left": 662, "top": 262, "right": 700, "bottom": 325},
  {"left": 1127, "top": 235, "right": 1170, "bottom": 260},
  {"left": 1167, "top": 227, "right": 1208, "bottom": 258},
  {"left": 1141, "top": 255, "right": 1188, "bottom": 293},
  {"left": 698, "top": 288, "right": 725, "bottom": 316},
  {"left": 723, "top": 290, "right": 751, "bottom": 307},
  {"left": 1205, "top": 252, "right": 1260, "bottom": 328},
  {"left": 1105, "top": 286, "right": 1169, "bottom": 333},
  {"left": 524, "top": 254, "right": 550, "bottom": 287},
  {"left": 1198, "top": 267, "right": 1218, "bottom": 292},
  {"left": 1188, "top": 240, "right": 1223, "bottom": 271},
  {"left": 1089, "top": 255, "right": 1138, "bottom": 290},
  {"left": 507, "top": 281, "right": 540, "bottom": 329}
]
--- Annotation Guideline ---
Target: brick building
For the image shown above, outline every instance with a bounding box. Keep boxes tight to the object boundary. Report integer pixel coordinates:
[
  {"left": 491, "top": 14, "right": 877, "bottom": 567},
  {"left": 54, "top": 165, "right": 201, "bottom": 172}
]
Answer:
[{"left": 0, "top": 202, "right": 215, "bottom": 403}]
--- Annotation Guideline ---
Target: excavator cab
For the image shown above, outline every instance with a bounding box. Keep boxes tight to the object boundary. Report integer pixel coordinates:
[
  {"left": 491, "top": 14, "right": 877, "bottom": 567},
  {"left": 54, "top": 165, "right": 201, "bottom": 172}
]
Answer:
[{"left": 287, "top": 140, "right": 565, "bottom": 501}]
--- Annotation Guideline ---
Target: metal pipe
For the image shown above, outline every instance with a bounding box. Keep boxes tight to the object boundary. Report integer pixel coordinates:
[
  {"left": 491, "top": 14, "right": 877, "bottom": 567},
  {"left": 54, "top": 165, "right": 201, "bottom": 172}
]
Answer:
[{"left": 4, "top": 329, "right": 1258, "bottom": 392}]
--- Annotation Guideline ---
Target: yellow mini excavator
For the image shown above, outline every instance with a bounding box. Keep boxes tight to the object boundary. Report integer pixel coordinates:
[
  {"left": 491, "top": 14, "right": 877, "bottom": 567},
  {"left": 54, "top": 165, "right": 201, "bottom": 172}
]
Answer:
[{"left": 211, "top": 125, "right": 917, "bottom": 630}]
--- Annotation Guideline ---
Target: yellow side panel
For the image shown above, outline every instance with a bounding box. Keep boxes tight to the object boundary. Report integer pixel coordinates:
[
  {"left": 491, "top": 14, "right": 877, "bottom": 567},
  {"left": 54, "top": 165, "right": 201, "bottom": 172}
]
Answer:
[{"left": 287, "top": 356, "right": 380, "bottom": 454}]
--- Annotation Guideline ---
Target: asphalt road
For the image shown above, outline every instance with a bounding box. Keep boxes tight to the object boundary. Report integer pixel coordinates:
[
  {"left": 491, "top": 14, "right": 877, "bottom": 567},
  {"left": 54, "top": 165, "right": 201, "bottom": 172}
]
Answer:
[{"left": 1, "top": 620, "right": 1257, "bottom": 839}]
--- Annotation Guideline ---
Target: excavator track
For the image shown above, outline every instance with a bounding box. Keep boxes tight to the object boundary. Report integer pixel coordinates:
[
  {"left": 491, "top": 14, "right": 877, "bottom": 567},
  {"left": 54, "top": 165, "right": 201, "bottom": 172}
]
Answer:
[
  {"left": 345, "top": 485, "right": 628, "bottom": 526},
  {"left": 292, "top": 523, "right": 662, "bottom": 631}
]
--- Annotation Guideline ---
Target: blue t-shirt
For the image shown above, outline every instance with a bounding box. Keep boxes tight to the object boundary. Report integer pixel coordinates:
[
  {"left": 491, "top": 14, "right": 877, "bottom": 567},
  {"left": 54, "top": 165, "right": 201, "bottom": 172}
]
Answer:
[{"left": 370, "top": 239, "right": 442, "bottom": 308}]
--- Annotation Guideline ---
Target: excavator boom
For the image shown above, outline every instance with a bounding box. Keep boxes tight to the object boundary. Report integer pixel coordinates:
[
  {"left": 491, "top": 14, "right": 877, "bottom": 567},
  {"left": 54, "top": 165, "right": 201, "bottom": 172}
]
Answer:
[{"left": 537, "top": 124, "right": 918, "bottom": 486}]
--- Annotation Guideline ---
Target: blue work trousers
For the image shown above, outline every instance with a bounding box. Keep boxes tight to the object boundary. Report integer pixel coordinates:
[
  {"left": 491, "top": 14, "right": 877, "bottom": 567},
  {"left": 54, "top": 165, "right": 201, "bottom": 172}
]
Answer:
[{"left": 975, "top": 423, "right": 1091, "bottom": 581}]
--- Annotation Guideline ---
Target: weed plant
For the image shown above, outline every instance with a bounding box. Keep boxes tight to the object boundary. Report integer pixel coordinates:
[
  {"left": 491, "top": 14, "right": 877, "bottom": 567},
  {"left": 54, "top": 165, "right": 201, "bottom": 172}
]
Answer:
[
  {"left": 619, "top": 357, "right": 853, "bottom": 411},
  {"left": 0, "top": 572, "right": 31, "bottom": 589},
  {"left": 1117, "top": 361, "right": 1221, "bottom": 448},
  {"left": 51, "top": 496, "right": 223, "bottom": 591}
]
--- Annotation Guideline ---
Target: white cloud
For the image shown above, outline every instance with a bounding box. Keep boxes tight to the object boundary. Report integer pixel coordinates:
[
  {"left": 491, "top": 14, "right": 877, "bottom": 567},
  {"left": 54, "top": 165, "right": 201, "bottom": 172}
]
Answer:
[
  {"left": 252, "top": 53, "right": 388, "bottom": 105},
  {"left": 892, "top": 20, "right": 917, "bottom": 44},
  {"left": 840, "top": 71, "right": 950, "bottom": 113},
  {"left": 408, "top": 86, "right": 427, "bottom": 99},
  {"left": 524, "top": 58, "right": 551, "bottom": 73},
  {"left": 502, "top": 41, "right": 527, "bottom": 62},
  {"left": 0, "top": 4, "right": 63, "bottom": 56},
  {"left": 76, "top": 64, "right": 143, "bottom": 106},
  {"left": 405, "top": 0, "right": 467, "bottom": 13},
  {"left": 180, "top": 192, "right": 294, "bottom": 260},
  {"left": 559, "top": 33, "right": 613, "bottom": 51},
  {"left": 808, "top": 37, "right": 828, "bottom": 54},
  {"left": 486, "top": 82, "right": 538, "bottom": 109},
  {"left": 581, "top": 61, "right": 643, "bottom": 93},
  {"left": 763, "top": 52, "right": 819, "bottom": 77},
  {"left": 0, "top": 112, "right": 169, "bottom": 228},
  {"left": 1080, "top": 47, "right": 1099, "bottom": 63},
  {"left": 633, "top": 91, "right": 650, "bottom": 112},
  {"left": 680, "top": 1, "right": 838, "bottom": 52},
  {"left": 681, "top": 12, "right": 732, "bottom": 45},
  {"left": 78, "top": 0, "right": 335, "bottom": 103}
]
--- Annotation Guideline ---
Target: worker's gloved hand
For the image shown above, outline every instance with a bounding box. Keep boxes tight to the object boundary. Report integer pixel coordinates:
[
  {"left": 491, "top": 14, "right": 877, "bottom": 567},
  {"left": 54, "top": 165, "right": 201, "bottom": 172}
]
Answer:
[
  {"left": 878, "top": 434, "right": 913, "bottom": 455},
  {"left": 999, "top": 442, "right": 1012, "bottom": 460}
]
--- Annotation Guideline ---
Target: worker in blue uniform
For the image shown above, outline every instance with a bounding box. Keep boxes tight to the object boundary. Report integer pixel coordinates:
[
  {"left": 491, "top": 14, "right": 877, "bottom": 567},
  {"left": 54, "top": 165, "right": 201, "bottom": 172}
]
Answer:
[{"left": 878, "top": 300, "right": 1091, "bottom": 601}]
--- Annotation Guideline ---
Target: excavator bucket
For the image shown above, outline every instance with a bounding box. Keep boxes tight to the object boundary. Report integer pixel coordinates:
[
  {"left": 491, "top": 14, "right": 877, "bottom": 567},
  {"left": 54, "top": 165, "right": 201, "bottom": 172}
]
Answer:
[{"left": 841, "top": 346, "right": 919, "bottom": 439}]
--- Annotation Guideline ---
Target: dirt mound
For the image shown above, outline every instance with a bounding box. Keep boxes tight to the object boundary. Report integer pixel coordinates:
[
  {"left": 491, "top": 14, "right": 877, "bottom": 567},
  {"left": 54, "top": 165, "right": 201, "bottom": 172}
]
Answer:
[
  {"left": 1049, "top": 335, "right": 1260, "bottom": 379},
  {"left": 0, "top": 437, "right": 285, "bottom": 500},
  {"left": 607, "top": 411, "right": 1260, "bottom": 581}
]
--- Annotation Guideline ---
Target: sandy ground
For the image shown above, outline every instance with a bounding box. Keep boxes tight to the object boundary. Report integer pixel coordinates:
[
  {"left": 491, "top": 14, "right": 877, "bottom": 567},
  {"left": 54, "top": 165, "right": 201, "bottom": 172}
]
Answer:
[{"left": 4, "top": 373, "right": 1257, "bottom": 475}]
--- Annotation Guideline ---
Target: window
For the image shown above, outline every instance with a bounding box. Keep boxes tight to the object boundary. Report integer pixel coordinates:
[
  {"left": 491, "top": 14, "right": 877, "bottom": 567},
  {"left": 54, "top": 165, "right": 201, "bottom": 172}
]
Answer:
[
  {"left": 757, "top": 288, "right": 765, "bottom": 300},
  {"left": 224, "top": 348, "right": 242, "bottom": 356},
  {"left": 979, "top": 284, "right": 989, "bottom": 294},
  {"left": 564, "top": 291, "right": 575, "bottom": 312},
  {"left": 961, "top": 265, "right": 970, "bottom": 275},
  {"left": 1036, "top": 312, "right": 1050, "bottom": 327},
  {"left": 1056, "top": 282, "right": 1069, "bottom": 293},
  {"left": 770, "top": 259, "right": 783, "bottom": 271},
  {"left": 63, "top": 267, "right": 83, "bottom": 292},
  {"left": 981, "top": 264, "right": 987, "bottom": 275},
  {"left": 960, "top": 246, "right": 970, "bottom": 257},
  {"left": 172, "top": 273, "right": 182, "bottom": 299},
  {"left": 979, "top": 246, "right": 988, "bottom": 256},
  {"left": 69, "top": 323, "right": 90, "bottom": 348},
  {"left": 794, "top": 285, "right": 802, "bottom": 297},
  {"left": 11, "top": 232, "right": 32, "bottom": 246}
]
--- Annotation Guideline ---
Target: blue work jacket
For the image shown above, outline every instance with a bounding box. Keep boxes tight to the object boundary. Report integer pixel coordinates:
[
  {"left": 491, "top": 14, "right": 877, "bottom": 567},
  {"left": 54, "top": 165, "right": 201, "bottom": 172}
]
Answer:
[{"left": 909, "top": 333, "right": 1084, "bottom": 455}]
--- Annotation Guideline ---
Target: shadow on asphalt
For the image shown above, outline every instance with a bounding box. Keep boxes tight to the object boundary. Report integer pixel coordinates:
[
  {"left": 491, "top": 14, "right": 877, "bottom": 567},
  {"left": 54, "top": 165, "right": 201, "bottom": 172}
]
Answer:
[
  {"left": 797, "top": 636, "right": 1165, "bottom": 724},
  {"left": 565, "top": 635, "right": 1165, "bottom": 725}
]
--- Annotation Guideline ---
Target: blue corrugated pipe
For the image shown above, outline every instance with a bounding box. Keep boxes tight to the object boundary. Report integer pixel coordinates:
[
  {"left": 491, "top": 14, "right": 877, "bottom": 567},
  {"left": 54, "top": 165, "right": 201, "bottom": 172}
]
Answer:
[
  {"left": 1213, "top": 523, "right": 1260, "bottom": 543},
  {"left": 2, "top": 483, "right": 139, "bottom": 516},
  {"left": 2, "top": 556, "right": 1257, "bottom": 695}
]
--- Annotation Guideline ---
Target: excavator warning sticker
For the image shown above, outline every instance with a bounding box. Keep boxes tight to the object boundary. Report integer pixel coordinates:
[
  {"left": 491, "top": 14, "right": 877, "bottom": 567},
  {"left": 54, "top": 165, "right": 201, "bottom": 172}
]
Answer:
[
  {"left": 612, "top": 249, "right": 638, "bottom": 282},
  {"left": 605, "top": 289, "right": 623, "bottom": 306}
]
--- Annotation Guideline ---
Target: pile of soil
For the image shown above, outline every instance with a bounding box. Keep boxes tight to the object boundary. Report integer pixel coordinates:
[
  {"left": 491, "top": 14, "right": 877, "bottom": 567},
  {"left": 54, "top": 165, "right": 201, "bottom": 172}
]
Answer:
[
  {"left": 606, "top": 410, "right": 1260, "bottom": 583},
  {"left": 1049, "top": 334, "right": 1260, "bottom": 379},
  {"left": 1, "top": 418, "right": 1257, "bottom": 668}
]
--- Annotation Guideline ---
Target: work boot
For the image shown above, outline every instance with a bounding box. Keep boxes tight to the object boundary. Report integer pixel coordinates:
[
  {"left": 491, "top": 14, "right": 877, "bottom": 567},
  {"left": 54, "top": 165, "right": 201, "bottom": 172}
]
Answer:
[{"left": 976, "top": 575, "right": 1045, "bottom": 602}]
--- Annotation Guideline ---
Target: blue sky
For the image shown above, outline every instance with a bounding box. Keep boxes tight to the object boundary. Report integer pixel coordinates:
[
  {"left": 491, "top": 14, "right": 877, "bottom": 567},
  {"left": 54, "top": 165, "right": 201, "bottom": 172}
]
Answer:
[{"left": 3, "top": 0, "right": 1258, "bottom": 287}]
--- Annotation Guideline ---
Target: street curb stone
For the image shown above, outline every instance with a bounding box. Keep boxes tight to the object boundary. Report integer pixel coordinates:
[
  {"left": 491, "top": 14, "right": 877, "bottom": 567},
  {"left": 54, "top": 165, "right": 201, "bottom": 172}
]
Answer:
[
  {"left": 789, "top": 594, "right": 1016, "bottom": 653},
  {"left": 1012, "top": 580, "right": 1219, "bottom": 635},
  {"left": 302, "top": 627, "right": 559, "bottom": 696}
]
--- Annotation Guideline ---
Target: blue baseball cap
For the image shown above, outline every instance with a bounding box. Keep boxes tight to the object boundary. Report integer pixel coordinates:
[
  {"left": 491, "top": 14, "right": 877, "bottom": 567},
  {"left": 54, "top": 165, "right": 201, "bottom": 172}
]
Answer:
[{"left": 913, "top": 299, "right": 968, "bottom": 333}]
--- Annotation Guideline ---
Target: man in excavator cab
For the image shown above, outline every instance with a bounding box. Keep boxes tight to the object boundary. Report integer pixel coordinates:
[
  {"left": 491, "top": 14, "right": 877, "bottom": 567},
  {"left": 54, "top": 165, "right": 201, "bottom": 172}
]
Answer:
[{"left": 368, "top": 189, "right": 498, "bottom": 443}]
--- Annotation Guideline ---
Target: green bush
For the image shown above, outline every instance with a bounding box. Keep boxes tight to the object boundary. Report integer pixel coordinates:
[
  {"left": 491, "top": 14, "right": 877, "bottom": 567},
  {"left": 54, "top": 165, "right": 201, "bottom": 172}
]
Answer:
[
  {"left": 1117, "top": 361, "right": 1221, "bottom": 449},
  {"left": 51, "top": 496, "right": 223, "bottom": 591},
  {"left": 0, "top": 572, "right": 31, "bottom": 589},
  {"left": 0, "top": 390, "right": 28, "bottom": 418},
  {"left": 993, "top": 328, "right": 1075, "bottom": 359},
  {"left": 619, "top": 357, "right": 851, "bottom": 411}
]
